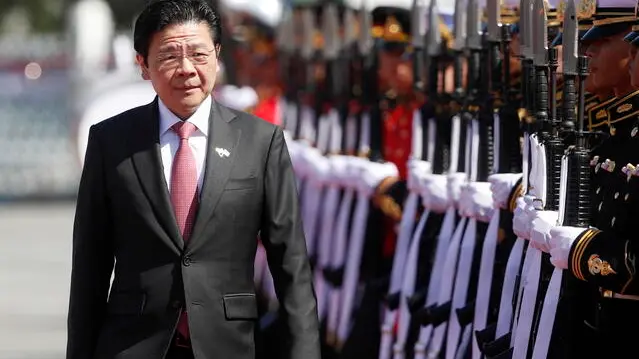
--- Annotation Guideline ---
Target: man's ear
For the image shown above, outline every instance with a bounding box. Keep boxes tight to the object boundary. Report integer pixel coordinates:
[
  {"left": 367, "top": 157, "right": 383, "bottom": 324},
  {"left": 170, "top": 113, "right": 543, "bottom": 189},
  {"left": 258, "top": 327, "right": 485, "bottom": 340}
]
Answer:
[{"left": 136, "top": 54, "right": 151, "bottom": 80}]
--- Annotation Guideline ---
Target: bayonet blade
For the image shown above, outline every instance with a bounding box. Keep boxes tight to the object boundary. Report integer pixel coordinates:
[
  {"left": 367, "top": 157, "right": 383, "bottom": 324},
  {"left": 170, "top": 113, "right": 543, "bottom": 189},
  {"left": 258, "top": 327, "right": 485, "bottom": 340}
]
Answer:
[
  {"left": 524, "top": 0, "right": 534, "bottom": 59},
  {"left": 344, "top": 8, "right": 358, "bottom": 47},
  {"left": 321, "top": 3, "right": 341, "bottom": 59},
  {"left": 357, "top": 1, "right": 373, "bottom": 55},
  {"left": 276, "top": 11, "right": 293, "bottom": 52},
  {"left": 426, "top": 0, "right": 442, "bottom": 55},
  {"left": 300, "top": 8, "right": 316, "bottom": 59},
  {"left": 452, "top": 0, "right": 467, "bottom": 50},
  {"left": 412, "top": 0, "right": 427, "bottom": 48},
  {"left": 487, "top": 0, "right": 500, "bottom": 41},
  {"left": 562, "top": 0, "right": 578, "bottom": 74},
  {"left": 532, "top": 0, "right": 548, "bottom": 66},
  {"left": 466, "top": 0, "right": 481, "bottom": 48},
  {"left": 519, "top": 0, "right": 529, "bottom": 57}
]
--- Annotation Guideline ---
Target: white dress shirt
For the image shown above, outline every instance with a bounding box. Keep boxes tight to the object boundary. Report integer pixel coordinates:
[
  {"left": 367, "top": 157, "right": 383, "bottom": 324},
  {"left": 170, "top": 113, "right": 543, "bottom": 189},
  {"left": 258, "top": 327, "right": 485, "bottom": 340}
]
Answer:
[{"left": 158, "top": 95, "right": 212, "bottom": 192}]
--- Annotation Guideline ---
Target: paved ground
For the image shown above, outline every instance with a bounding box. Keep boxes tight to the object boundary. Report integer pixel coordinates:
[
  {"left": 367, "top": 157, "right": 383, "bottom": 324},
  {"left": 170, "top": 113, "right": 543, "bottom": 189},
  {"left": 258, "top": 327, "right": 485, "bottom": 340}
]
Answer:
[{"left": 0, "top": 201, "right": 76, "bottom": 359}]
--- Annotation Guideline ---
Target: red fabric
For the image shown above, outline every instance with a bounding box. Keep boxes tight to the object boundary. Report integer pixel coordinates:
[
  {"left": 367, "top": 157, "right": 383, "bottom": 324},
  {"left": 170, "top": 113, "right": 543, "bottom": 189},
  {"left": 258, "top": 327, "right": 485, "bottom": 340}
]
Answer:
[
  {"left": 253, "top": 96, "right": 281, "bottom": 125},
  {"left": 382, "top": 104, "right": 417, "bottom": 179},
  {"left": 382, "top": 217, "right": 397, "bottom": 259},
  {"left": 170, "top": 121, "right": 199, "bottom": 343}
]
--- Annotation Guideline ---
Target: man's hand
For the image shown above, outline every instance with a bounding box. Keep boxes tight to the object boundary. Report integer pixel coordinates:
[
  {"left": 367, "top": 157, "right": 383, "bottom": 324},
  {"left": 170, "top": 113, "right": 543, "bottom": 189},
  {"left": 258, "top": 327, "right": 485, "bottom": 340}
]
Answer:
[
  {"left": 529, "top": 211, "right": 559, "bottom": 253},
  {"left": 465, "top": 182, "right": 494, "bottom": 222},
  {"left": 447, "top": 173, "right": 467, "bottom": 207},
  {"left": 488, "top": 173, "right": 523, "bottom": 209},
  {"left": 512, "top": 195, "right": 535, "bottom": 239},
  {"left": 358, "top": 160, "right": 399, "bottom": 197},
  {"left": 548, "top": 226, "right": 587, "bottom": 269},
  {"left": 420, "top": 174, "right": 449, "bottom": 213},
  {"left": 407, "top": 159, "right": 432, "bottom": 193}
]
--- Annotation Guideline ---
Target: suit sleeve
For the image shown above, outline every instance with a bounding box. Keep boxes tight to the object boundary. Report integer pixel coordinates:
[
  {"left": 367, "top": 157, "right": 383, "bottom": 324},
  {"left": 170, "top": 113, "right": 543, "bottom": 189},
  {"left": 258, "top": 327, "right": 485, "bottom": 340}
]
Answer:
[
  {"left": 66, "top": 125, "right": 115, "bottom": 359},
  {"left": 260, "top": 126, "right": 321, "bottom": 359},
  {"left": 568, "top": 228, "right": 639, "bottom": 295}
]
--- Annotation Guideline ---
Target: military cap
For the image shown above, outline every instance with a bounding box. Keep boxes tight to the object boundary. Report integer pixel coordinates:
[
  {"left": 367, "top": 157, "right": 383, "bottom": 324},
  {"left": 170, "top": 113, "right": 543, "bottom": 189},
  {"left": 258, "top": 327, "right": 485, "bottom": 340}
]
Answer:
[
  {"left": 552, "top": 0, "right": 600, "bottom": 45},
  {"left": 221, "top": 0, "right": 284, "bottom": 55},
  {"left": 500, "top": 0, "right": 521, "bottom": 24},
  {"left": 369, "top": 0, "right": 413, "bottom": 45},
  {"left": 581, "top": 0, "right": 635, "bottom": 41},
  {"left": 624, "top": 0, "right": 639, "bottom": 44}
]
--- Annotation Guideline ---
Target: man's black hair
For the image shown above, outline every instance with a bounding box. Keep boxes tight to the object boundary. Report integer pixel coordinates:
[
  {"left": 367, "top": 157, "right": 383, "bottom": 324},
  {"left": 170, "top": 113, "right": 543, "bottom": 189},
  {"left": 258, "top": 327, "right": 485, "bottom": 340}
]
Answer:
[{"left": 134, "top": 0, "right": 222, "bottom": 62}]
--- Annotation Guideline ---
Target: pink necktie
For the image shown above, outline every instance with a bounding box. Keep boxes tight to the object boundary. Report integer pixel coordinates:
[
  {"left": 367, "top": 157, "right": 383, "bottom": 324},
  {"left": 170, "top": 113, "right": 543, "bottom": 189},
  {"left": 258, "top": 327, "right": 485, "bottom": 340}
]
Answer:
[{"left": 170, "top": 121, "right": 199, "bottom": 344}]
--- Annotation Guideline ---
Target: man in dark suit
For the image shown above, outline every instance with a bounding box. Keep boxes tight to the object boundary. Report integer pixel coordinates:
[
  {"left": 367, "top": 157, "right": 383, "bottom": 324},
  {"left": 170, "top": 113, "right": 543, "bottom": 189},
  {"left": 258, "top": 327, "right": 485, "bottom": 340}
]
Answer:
[{"left": 65, "top": 1, "right": 321, "bottom": 358}]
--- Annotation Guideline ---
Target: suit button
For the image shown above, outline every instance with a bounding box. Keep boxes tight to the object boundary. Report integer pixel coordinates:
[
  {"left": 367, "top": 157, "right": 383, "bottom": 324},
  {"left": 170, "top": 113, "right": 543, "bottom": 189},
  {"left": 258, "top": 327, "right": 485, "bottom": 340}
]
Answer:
[
  {"left": 171, "top": 300, "right": 182, "bottom": 309},
  {"left": 182, "top": 255, "right": 192, "bottom": 266}
]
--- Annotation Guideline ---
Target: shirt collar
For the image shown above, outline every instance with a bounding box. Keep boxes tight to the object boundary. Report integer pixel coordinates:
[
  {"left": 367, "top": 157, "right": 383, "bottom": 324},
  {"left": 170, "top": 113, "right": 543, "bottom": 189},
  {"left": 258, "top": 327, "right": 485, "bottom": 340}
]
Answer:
[{"left": 158, "top": 95, "right": 212, "bottom": 137}]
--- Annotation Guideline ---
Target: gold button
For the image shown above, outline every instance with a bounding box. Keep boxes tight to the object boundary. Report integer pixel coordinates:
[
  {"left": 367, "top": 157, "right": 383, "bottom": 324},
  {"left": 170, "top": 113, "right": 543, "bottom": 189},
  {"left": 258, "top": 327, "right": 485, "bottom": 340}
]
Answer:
[{"left": 610, "top": 127, "right": 616, "bottom": 136}]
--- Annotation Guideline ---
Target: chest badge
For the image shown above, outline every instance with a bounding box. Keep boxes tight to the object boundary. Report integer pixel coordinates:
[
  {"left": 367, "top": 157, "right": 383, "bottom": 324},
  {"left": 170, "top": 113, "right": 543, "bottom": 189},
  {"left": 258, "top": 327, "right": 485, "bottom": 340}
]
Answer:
[
  {"left": 215, "top": 147, "right": 230, "bottom": 158},
  {"left": 622, "top": 164, "right": 637, "bottom": 182},
  {"left": 601, "top": 159, "right": 616, "bottom": 173}
]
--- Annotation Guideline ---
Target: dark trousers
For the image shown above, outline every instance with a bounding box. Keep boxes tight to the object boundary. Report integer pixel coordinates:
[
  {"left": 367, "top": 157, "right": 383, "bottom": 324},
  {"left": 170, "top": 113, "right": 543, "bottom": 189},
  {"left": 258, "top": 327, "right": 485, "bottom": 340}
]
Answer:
[{"left": 593, "top": 297, "right": 639, "bottom": 358}]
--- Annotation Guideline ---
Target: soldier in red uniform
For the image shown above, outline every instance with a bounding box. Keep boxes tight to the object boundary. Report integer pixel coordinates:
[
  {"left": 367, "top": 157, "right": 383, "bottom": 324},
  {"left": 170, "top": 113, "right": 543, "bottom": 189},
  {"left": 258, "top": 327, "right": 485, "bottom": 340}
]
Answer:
[
  {"left": 223, "top": 2, "right": 284, "bottom": 126},
  {"left": 373, "top": 6, "right": 416, "bottom": 180}
]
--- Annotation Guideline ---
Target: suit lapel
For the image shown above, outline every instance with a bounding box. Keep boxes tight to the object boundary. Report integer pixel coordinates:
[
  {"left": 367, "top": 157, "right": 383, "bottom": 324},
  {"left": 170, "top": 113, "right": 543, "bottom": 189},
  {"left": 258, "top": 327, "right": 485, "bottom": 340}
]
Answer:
[
  {"left": 130, "top": 98, "right": 183, "bottom": 251},
  {"left": 189, "top": 101, "right": 240, "bottom": 248}
]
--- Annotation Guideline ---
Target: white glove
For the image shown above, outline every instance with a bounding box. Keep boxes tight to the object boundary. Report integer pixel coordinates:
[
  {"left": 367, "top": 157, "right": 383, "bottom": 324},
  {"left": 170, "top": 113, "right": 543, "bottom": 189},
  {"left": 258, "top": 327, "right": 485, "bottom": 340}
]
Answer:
[
  {"left": 459, "top": 184, "right": 474, "bottom": 218},
  {"left": 305, "top": 151, "right": 331, "bottom": 187},
  {"left": 420, "top": 174, "right": 450, "bottom": 213},
  {"left": 467, "top": 182, "right": 494, "bottom": 222},
  {"left": 447, "top": 172, "right": 468, "bottom": 207},
  {"left": 548, "top": 226, "right": 587, "bottom": 269},
  {"left": 407, "top": 159, "right": 432, "bottom": 193},
  {"left": 298, "top": 145, "right": 321, "bottom": 179},
  {"left": 488, "top": 173, "right": 523, "bottom": 209},
  {"left": 512, "top": 195, "right": 535, "bottom": 239},
  {"left": 358, "top": 161, "right": 399, "bottom": 196},
  {"left": 343, "top": 156, "right": 360, "bottom": 188},
  {"left": 287, "top": 141, "right": 301, "bottom": 174},
  {"left": 529, "top": 210, "right": 559, "bottom": 253},
  {"left": 328, "top": 155, "right": 350, "bottom": 187}
]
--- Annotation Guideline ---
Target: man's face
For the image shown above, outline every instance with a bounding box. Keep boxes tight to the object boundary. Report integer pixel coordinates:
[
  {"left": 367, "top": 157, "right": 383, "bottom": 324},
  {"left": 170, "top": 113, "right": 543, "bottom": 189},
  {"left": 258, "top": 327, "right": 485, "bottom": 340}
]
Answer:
[
  {"left": 583, "top": 42, "right": 597, "bottom": 93},
  {"left": 378, "top": 48, "right": 413, "bottom": 96},
  {"left": 137, "top": 22, "right": 219, "bottom": 119},
  {"left": 585, "top": 33, "right": 631, "bottom": 91},
  {"left": 629, "top": 44, "right": 639, "bottom": 88}
]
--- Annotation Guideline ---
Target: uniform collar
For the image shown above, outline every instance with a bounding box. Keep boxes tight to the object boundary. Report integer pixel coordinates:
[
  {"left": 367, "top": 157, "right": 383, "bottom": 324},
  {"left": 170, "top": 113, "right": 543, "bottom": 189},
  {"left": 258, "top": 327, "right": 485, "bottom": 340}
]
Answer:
[
  {"left": 606, "top": 89, "right": 639, "bottom": 137},
  {"left": 587, "top": 95, "right": 616, "bottom": 130},
  {"left": 158, "top": 95, "right": 212, "bottom": 137}
]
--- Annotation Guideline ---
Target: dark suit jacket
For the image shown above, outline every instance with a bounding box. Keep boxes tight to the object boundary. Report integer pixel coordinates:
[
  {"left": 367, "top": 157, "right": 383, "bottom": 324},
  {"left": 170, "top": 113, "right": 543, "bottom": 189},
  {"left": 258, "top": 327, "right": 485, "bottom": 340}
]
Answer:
[{"left": 66, "top": 98, "right": 320, "bottom": 359}]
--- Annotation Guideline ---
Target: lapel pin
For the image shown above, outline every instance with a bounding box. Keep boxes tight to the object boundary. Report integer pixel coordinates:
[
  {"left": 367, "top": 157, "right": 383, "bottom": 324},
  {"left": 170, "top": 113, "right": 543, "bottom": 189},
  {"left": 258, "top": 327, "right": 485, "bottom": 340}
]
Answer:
[{"left": 215, "top": 147, "right": 230, "bottom": 158}]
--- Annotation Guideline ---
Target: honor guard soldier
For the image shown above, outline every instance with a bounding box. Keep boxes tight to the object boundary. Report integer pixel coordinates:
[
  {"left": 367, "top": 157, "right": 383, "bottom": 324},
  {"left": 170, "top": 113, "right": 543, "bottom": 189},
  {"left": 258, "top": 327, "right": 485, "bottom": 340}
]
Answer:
[
  {"left": 365, "top": 0, "right": 416, "bottom": 271},
  {"left": 220, "top": 0, "right": 285, "bottom": 125},
  {"left": 545, "top": 0, "right": 639, "bottom": 356}
]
